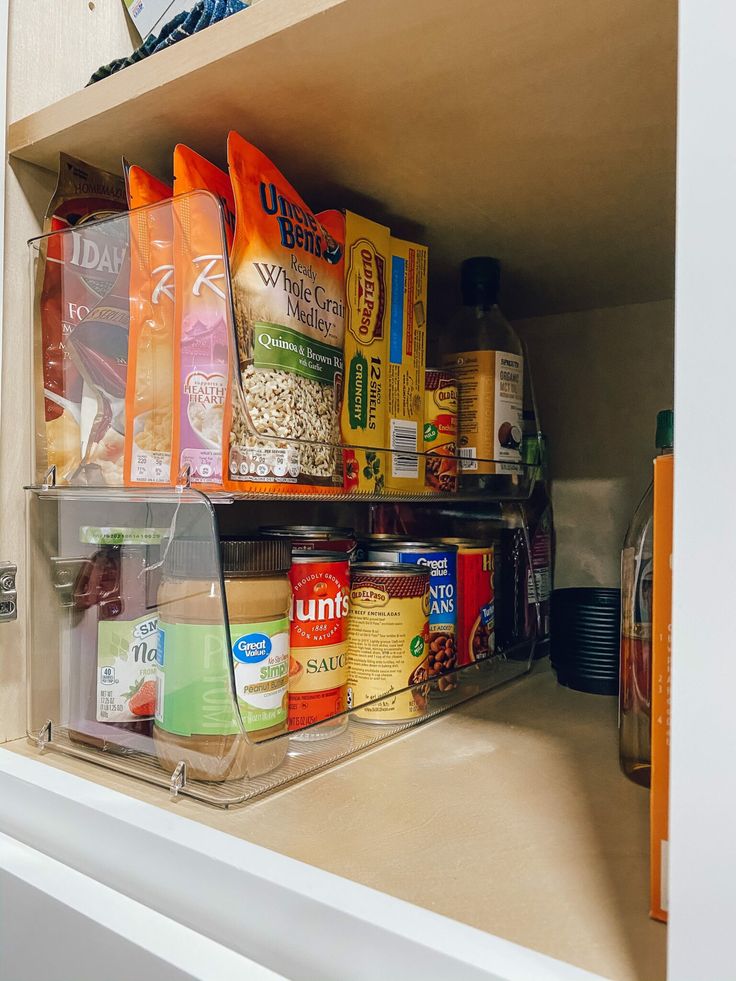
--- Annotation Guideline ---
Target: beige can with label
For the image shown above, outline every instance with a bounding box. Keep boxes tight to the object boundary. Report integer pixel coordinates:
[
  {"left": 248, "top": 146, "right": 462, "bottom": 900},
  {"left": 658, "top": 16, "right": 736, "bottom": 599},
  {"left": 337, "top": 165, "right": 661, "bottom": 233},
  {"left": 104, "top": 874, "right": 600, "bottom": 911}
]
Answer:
[{"left": 347, "top": 562, "right": 430, "bottom": 723}]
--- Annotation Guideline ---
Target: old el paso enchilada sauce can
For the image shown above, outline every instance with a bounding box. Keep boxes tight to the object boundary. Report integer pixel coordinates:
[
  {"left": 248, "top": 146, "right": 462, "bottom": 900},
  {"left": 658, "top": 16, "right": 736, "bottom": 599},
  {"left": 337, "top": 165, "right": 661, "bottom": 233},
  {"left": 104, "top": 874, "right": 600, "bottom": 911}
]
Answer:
[
  {"left": 288, "top": 552, "right": 350, "bottom": 737},
  {"left": 347, "top": 562, "right": 430, "bottom": 723}
]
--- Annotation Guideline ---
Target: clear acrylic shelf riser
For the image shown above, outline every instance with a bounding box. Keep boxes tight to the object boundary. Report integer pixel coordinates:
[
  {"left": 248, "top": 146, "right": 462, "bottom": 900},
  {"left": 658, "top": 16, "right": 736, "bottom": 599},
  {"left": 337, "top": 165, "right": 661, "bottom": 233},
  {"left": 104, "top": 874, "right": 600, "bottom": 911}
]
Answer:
[{"left": 27, "top": 486, "right": 539, "bottom": 807}]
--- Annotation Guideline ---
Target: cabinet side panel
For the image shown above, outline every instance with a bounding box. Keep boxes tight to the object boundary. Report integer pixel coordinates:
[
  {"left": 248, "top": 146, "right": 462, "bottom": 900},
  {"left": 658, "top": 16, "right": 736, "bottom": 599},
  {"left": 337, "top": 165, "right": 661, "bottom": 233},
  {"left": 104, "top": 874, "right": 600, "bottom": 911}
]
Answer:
[
  {"left": 7, "top": 0, "right": 134, "bottom": 122},
  {"left": 0, "top": 160, "right": 55, "bottom": 742},
  {"left": 669, "top": 0, "right": 736, "bottom": 977}
]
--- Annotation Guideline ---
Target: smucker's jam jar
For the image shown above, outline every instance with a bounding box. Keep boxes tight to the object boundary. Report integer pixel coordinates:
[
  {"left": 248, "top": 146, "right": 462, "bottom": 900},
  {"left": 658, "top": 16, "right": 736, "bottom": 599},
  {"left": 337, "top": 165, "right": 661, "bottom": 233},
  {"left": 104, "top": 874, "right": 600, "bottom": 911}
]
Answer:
[{"left": 288, "top": 551, "right": 350, "bottom": 739}]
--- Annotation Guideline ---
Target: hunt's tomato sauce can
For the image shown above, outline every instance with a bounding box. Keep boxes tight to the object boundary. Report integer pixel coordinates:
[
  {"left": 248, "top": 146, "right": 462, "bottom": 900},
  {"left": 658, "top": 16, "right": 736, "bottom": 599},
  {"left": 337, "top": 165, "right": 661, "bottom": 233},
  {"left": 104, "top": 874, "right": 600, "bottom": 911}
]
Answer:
[
  {"left": 442, "top": 538, "right": 495, "bottom": 666},
  {"left": 288, "top": 552, "right": 350, "bottom": 737}
]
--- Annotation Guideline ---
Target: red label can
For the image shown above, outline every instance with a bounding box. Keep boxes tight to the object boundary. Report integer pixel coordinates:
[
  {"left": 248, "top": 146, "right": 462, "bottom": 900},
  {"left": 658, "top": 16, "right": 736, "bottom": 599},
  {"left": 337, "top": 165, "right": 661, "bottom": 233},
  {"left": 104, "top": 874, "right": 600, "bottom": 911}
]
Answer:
[
  {"left": 288, "top": 552, "right": 350, "bottom": 732},
  {"left": 443, "top": 540, "right": 495, "bottom": 666}
]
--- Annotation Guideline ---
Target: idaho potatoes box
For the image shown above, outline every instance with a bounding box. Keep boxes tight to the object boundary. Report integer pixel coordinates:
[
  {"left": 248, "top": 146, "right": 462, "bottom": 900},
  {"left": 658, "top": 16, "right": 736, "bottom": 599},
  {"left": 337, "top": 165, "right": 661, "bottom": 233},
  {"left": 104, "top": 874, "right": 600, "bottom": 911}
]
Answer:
[
  {"left": 340, "top": 212, "right": 391, "bottom": 494},
  {"left": 384, "top": 238, "right": 428, "bottom": 492},
  {"left": 650, "top": 451, "right": 673, "bottom": 922}
]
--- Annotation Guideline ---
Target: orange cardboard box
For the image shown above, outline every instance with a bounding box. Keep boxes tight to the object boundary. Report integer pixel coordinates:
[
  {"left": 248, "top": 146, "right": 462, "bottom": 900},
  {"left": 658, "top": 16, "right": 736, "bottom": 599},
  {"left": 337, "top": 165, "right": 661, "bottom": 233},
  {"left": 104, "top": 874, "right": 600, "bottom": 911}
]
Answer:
[{"left": 650, "top": 451, "right": 673, "bottom": 922}]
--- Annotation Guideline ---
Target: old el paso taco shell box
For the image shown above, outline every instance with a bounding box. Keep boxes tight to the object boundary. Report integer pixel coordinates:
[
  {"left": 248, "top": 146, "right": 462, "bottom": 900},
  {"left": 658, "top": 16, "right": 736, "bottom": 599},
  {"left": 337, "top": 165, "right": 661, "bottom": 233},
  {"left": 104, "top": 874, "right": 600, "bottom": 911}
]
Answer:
[
  {"left": 340, "top": 212, "right": 391, "bottom": 494},
  {"left": 385, "top": 237, "right": 428, "bottom": 493}
]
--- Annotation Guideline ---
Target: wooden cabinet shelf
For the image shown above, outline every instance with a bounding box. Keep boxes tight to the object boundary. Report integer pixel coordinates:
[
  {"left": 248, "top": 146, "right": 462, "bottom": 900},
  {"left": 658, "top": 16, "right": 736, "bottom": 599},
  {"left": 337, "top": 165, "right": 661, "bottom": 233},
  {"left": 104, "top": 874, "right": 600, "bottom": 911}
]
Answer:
[
  {"left": 5, "top": 664, "right": 666, "bottom": 981},
  {"left": 8, "top": 0, "right": 676, "bottom": 319}
]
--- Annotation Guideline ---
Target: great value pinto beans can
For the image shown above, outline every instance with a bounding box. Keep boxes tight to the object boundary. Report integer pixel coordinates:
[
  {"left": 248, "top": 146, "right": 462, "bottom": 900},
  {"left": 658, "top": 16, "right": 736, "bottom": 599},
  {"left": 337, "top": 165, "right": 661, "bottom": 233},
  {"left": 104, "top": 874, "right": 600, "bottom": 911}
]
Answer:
[
  {"left": 424, "top": 369, "right": 458, "bottom": 493},
  {"left": 288, "top": 552, "right": 350, "bottom": 736},
  {"left": 261, "top": 525, "right": 356, "bottom": 556},
  {"left": 347, "top": 563, "right": 430, "bottom": 722},
  {"left": 441, "top": 538, "right": 495, "bottom": 666},
  {"left": 366, "top": 542, "right": 458, "bottom": 681}
]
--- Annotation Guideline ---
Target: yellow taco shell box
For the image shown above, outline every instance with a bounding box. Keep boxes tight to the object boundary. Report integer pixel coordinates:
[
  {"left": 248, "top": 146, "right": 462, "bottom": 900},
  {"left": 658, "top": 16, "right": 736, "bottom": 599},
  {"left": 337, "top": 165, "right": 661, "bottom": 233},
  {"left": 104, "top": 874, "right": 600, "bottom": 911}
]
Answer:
[
  {"left": 650, "top": 451, "right": 673, "bottom": 922},
  {"left": 340, "top": 211, "right": 391, "bottom": 494},
  {"left": 384, "top": 237, "right": 428, "bottom": 492}
]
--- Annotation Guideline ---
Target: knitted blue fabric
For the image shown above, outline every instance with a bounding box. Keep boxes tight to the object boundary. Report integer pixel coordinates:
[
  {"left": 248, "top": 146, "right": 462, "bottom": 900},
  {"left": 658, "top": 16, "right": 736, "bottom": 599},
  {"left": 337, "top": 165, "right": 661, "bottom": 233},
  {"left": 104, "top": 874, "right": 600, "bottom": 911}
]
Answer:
[{"left": 88, "top": 0, "right": 247, "bottom": 84}]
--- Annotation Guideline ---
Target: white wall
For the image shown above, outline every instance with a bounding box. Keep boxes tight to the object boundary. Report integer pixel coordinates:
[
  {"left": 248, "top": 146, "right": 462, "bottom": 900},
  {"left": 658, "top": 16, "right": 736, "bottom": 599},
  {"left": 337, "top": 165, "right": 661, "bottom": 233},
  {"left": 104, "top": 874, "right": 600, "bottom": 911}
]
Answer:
[
  {"left": 517, "top": 300, "right": 674, "bottom": 588},
  {"left": 669, "top": 0, "right": 736, "bottom": 977}
]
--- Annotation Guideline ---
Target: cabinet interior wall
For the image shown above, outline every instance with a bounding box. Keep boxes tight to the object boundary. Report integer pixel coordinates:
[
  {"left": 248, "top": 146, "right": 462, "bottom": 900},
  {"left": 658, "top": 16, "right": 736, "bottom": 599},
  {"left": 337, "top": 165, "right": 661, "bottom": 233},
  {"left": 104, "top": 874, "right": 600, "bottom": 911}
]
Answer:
[{"left": 517, "top": 300, "right": 674, "bottom": 588}]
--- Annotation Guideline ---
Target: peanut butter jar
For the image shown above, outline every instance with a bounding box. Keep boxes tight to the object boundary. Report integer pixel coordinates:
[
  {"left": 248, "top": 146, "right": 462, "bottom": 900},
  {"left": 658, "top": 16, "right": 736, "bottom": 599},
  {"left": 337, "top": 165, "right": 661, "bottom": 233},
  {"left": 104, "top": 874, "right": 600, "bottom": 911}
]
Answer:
[{"left": 153, "top": 536, "right": 291, "bottom": 782}]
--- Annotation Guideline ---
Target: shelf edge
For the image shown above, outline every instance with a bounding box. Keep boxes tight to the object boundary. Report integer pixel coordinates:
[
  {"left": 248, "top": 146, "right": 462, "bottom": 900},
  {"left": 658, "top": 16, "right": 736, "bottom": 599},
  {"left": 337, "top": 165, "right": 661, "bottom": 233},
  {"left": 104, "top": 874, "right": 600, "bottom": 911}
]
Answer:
[{"left": 8, "top": 0, "right": 348, "bottom": 165}]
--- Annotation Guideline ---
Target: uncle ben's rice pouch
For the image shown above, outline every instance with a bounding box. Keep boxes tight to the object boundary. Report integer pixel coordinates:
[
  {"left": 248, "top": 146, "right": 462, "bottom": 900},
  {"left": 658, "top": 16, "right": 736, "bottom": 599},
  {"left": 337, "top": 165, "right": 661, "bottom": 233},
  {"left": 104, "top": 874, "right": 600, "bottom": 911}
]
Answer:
[
  {"left": 171, "top": 145, "right": 237, "bottom": 490},
  {"left": 123, "top": 165, "right": 176, "bottom": 486},
  {"left": 226, "top": 131, "right": 345, "bottom": 489}
]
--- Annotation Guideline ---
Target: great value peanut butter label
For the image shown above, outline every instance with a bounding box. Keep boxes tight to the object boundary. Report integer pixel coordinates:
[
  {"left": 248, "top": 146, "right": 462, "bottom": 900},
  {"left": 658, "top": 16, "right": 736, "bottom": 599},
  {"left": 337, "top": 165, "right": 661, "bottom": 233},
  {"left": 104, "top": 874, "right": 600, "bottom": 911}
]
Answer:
[{"left": 231, "top": 617, "right": 289, "bottom": 733}]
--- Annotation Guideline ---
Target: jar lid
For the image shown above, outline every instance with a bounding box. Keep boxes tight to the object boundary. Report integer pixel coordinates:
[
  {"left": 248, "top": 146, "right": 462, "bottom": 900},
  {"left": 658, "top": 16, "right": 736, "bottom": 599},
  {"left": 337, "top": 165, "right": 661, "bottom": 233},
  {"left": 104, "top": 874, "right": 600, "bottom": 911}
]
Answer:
[
  {"left": 164, "top": 538, "right": 219, "bottom": 580},
  {"left": 260, "top": 525, "right": 355, "bottom": 539},
  {"left": 290, "top": 550, "right": 349, "bottom": 564},
  {"left": 221, "top": 536, "right": 291, "bottom": 577}
]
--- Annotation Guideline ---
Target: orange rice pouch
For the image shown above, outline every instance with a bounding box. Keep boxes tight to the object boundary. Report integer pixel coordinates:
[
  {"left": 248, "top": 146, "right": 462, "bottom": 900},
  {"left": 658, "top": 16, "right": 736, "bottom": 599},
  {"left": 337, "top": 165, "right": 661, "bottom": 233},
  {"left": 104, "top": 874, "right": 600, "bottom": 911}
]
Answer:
[
  {"left": 224, "top": 131, "right": 345, "bottom": 496},
  {"left": 170, "top": 145, "right": 237, "bottom": 493}
]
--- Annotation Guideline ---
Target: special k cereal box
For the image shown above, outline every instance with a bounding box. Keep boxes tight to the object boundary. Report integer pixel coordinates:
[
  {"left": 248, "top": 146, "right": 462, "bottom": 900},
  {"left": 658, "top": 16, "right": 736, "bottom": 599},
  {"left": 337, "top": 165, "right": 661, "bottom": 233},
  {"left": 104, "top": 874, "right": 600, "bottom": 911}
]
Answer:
[
  {"left": 124, "top": 166, "right": 175, "bottom": 486},
  {"left": 340, "top": 212, "right": 391, "bottom": 494},
  {"left": 650, "top": 451, "right": 673, "bottom": 922},
  {"left": 171, "top": 146, "right": 236, "bottom": 491},
  {"left": 384, "top": 237, "right": 428, "bottom": 492}
]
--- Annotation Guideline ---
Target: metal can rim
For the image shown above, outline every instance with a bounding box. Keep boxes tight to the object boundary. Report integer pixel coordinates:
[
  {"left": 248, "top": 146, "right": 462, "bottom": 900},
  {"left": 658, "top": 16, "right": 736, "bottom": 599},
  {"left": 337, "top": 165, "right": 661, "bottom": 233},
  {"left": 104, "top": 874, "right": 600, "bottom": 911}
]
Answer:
[
  {"left": 366, "top": 541, "right": 459, "bottom": 553},
  {"left": 290, "top": 550, "right": 350, "bottom": 563},
  {"left": 261, "top": 525, "right": 355, "bottom": 539},
  {"left": 350, "top": 561, "right": 429, "bottom": 577}
]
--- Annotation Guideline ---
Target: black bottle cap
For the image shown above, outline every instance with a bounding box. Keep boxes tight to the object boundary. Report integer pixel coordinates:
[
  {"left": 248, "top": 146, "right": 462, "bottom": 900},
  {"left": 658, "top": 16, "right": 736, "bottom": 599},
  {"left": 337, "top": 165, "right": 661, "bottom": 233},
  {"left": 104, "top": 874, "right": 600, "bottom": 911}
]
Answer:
[{"left": 461, "top": 257, "right": 501, "bottom": 306}]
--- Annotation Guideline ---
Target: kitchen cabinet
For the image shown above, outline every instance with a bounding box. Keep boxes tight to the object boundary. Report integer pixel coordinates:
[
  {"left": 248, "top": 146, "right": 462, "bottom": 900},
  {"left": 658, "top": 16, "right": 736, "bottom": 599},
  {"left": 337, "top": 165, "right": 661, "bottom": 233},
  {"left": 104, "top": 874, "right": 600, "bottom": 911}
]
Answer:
[{"left": 0, "top": 0, "right": 723, "bottom": 978}]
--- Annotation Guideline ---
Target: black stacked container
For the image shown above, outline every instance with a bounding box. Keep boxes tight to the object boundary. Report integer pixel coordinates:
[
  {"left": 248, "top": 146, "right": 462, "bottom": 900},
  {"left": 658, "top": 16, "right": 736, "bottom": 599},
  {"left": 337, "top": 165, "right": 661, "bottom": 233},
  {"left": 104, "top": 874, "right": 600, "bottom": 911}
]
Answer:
[{"left": 550, "top": 588, "right": 620, "bottom": 695}]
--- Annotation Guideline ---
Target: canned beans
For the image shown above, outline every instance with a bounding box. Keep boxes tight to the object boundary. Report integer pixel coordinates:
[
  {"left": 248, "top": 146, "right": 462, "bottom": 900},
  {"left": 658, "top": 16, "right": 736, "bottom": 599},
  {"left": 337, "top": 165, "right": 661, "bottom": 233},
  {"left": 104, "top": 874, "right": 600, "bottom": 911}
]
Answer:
[
  {"left": 441, "top": 538, "right": 495, "bottom": 665},
  {"left": 366, "top": 541, "right": 458, "bottom": 690}
]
